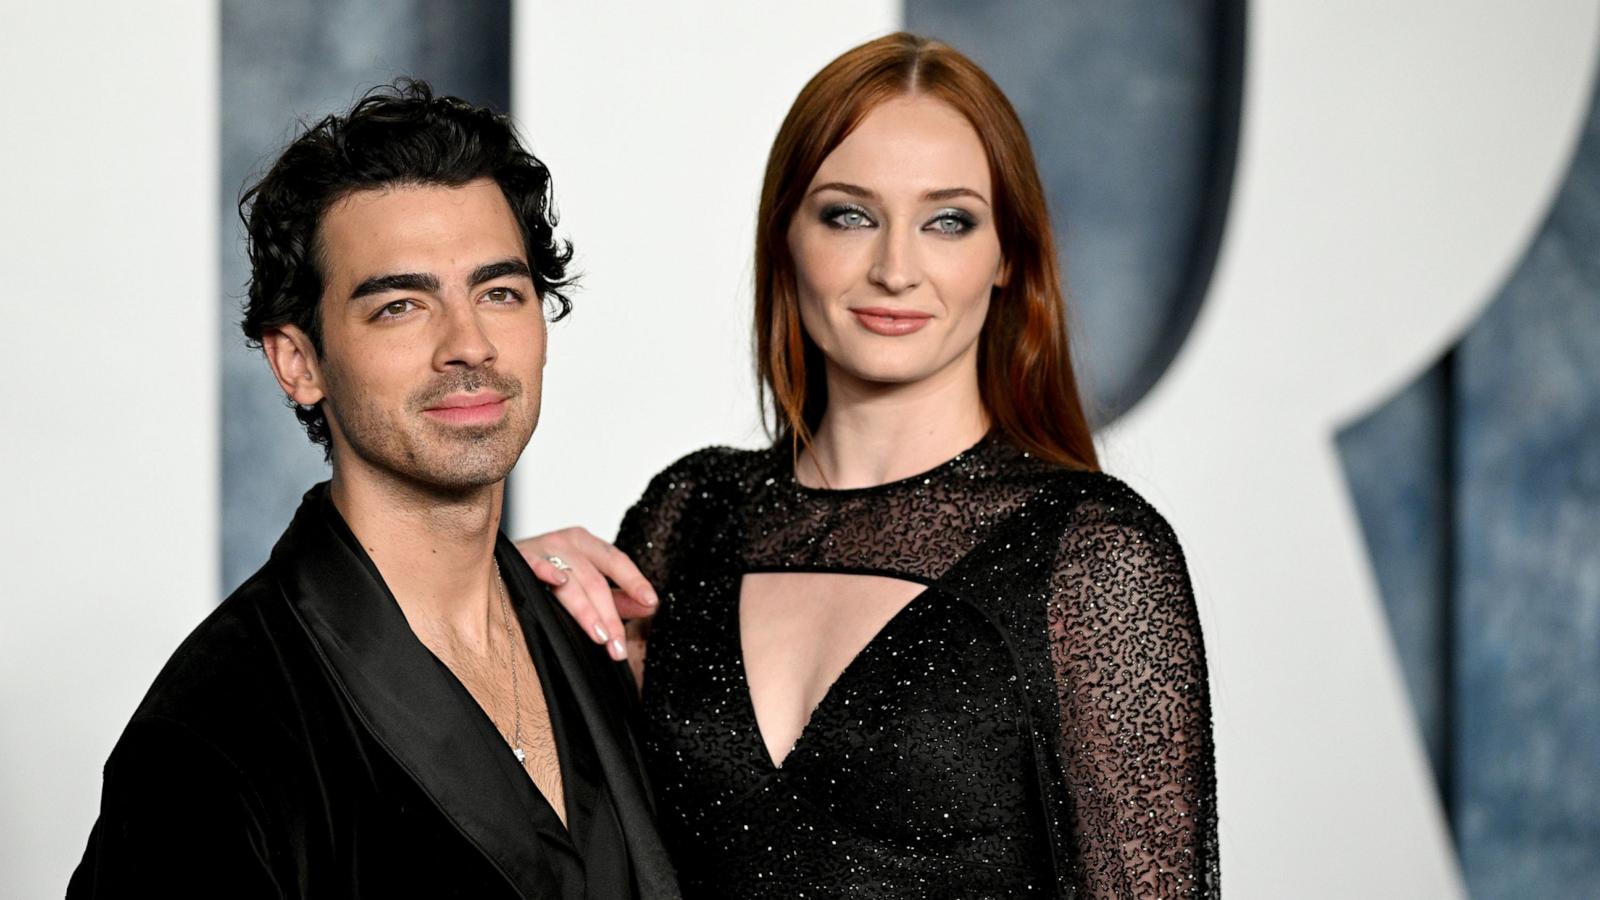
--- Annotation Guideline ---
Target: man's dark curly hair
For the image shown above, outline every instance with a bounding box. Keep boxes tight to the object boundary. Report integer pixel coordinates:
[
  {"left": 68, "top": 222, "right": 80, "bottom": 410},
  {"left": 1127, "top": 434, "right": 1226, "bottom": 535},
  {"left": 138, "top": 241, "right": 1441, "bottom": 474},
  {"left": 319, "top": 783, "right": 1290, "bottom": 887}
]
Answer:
[{"left": 238, "top": 79, "right": 573, "bottom": 454}]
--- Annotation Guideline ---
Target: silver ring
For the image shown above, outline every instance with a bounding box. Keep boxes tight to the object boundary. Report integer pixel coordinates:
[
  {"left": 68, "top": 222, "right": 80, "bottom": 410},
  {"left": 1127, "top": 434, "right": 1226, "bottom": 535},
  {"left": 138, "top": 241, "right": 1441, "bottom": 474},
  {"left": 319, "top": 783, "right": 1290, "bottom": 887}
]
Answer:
[{"left": 544, "top": 554, "right": 573, "bottom": 572}]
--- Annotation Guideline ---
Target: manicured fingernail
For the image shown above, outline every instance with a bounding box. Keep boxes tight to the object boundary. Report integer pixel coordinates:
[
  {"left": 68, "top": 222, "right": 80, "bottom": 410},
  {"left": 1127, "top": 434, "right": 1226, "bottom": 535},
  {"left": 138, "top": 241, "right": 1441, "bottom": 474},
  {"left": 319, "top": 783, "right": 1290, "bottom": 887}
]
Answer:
[
  {"left": 609, "top": 639, "right": 627, "bottom": 660},
  {"left": 644, "top": 591, "right": 659, "bottom": 607},
  {"left": 593, "top": 624, "right": 610, "bottom": 643},
  {"left": 556, "top": 570, "right": 569, "bottom": 585}
]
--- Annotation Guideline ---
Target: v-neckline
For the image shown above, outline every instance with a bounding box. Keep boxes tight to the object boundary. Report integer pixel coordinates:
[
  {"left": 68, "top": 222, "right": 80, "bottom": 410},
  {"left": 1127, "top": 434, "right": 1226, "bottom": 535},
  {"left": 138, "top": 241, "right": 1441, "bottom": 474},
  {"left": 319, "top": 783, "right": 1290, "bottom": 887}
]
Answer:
[
  {"left": 424, "top": 590, "right": 579, "bottom": 837},
  {"left": 732, "top": 573, "right": 935, "bottom": 770}
]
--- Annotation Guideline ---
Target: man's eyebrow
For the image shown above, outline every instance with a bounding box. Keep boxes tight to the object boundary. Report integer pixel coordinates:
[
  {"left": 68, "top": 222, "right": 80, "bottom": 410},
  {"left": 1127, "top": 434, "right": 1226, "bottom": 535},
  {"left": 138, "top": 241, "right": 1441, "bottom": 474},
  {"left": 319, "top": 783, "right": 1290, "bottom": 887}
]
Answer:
[
  {"left": 469, "top": 258, "right": 533, "bottom": 286},
  {"left": 349, "top": 272, "right": 440, "bottom": 301},
  {"left": 346, "top": 260, "right": 531, "bottom": 301}
]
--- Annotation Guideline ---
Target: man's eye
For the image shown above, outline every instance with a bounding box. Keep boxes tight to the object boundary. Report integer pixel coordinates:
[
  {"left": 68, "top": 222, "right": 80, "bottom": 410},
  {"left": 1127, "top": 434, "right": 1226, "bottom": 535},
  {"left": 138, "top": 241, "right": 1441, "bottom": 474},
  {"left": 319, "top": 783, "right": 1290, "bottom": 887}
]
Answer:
[
  {"left": 375, "top": 299, "right": 415, "bottom": 319},
  {"left": 483, "top": 287, "right": 523, "bottom": 304},
  {"left": 926, "top": 209, "right": 977, "bottom": 236},
  {"left": 822, "top": 204, "right": 875, "bottom": 230}
]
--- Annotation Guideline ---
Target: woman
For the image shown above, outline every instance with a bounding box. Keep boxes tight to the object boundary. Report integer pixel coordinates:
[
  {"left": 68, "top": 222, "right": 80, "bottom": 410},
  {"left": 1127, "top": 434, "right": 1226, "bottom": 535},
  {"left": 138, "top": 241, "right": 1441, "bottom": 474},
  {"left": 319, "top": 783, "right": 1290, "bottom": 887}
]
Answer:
[{"left": 524, "top": 32, "right": 1219, "bottom": 898}]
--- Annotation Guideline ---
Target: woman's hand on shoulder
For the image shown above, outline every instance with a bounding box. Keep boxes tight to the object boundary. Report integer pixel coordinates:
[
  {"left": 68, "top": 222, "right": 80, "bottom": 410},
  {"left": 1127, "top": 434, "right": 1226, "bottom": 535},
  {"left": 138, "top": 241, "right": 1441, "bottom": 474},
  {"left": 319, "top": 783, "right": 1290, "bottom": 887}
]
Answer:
[{"left": 515, "top": 527, "right": 659, "bottom": 662}]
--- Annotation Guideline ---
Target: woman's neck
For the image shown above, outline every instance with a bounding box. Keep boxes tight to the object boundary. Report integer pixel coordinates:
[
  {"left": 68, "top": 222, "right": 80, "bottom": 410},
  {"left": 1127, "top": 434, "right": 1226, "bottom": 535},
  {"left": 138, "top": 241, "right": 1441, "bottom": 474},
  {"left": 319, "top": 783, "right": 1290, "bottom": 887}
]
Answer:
[{"left": 801, "top": 356, "right": 989, "bottom": 490}]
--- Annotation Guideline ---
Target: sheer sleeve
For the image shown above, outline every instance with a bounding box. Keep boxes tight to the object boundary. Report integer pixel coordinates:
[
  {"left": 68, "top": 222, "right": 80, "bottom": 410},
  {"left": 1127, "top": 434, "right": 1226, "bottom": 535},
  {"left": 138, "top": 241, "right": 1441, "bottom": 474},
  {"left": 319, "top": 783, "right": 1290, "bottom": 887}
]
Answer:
[
  {"left": 1047, "top": 485, "right": 1220, "bottom": 898},
  {"left": 615, "top": 449, "right": 718, "bottom": 591}
]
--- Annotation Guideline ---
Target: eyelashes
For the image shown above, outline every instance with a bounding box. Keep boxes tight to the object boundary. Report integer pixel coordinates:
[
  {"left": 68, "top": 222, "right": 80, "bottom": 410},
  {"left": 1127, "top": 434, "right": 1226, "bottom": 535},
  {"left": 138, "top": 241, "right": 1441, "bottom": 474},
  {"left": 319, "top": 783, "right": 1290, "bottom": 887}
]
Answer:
[
  {"left": 482, "top": 287, "right": 525, "bottom": 305},
  {"left": 927, "top": 209, "right": 977, "bottom": 235},
  {"left": 821, "top": 202, "right": 874, "bottom": 230},
  {"left": 818, "top": 202, "right": 979, "bottom": 236},
  {"left": 373, "top": 299, "right": 417, "bottom": 321},
  {"left": 368, "top": 287, "right": 527, "bottom": 322}
]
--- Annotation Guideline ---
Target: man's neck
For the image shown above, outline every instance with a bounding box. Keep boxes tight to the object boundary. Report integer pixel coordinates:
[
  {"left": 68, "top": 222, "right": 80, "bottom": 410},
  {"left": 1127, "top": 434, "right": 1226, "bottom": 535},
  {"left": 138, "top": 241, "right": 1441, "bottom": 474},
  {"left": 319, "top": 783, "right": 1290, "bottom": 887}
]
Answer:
[{"left": 330, "top": 461, "right": 505, "bottom": 651}]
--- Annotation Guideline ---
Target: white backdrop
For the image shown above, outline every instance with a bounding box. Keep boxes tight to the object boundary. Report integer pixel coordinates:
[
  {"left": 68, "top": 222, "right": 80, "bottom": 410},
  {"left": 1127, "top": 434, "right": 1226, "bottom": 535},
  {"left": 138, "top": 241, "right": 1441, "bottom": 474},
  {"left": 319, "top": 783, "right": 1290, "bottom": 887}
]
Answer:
[
  {"left": 2, "top": 1, "right": 1596, "bottom": 897},
  {"left": 510, "top": 1, "right": 901, "bottom": 529},
  {"left": 0, "top": 4, "right": 219, "bottom": 898}
]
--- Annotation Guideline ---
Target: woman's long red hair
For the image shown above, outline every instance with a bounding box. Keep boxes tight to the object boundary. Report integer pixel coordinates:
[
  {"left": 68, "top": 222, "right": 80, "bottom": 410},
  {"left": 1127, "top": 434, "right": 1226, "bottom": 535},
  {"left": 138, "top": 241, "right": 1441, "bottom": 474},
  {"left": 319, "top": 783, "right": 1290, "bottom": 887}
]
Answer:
[{"left": 755, "top": 32, "right": 1099, "bottom": 471}]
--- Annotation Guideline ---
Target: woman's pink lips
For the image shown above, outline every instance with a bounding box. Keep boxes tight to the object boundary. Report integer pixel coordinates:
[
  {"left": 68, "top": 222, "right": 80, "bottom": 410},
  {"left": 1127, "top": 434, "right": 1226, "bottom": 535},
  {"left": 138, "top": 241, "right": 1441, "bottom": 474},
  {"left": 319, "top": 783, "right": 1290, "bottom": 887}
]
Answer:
[
  {"left": 850, "top": 307, "right": 932, "bottom": 336},
  {"left": 422, "top": 393, "right": 507, "bottom": 426}
]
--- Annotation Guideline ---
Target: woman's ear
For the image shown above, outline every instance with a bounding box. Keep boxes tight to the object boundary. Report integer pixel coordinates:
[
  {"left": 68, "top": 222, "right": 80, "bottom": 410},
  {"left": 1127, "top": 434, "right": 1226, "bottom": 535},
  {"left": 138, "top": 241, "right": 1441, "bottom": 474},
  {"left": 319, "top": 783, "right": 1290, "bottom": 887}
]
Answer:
[
  {"left": 262, "top": 324, "right": 327, "bottom": 407},
  {"left": 995, "top": 256, "right": 1011, "bottom": 289}
]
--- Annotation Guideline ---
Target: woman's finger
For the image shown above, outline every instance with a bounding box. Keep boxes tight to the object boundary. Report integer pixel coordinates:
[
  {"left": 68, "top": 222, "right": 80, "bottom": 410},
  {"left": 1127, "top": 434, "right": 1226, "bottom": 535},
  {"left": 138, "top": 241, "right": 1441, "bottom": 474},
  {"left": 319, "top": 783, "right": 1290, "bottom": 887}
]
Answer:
[
  {"left": 512, "top": 530, "right": 630, "bottom": 658},
  {"left": 526, "top": 554, "right": 571, "bottom": 588},
  {"left": 547, "top": 574, "right": 610, "bottom": 648},
  {"left": 612, "top": 587, "right": 657, "bottom": 620},
  {"left": 514, "top": 536, "right": 571, "bottom": 587},
  {"left": 572, "top": 530, "right": 660, "bottom": 610},
  {"left": 568, "top": 556, "right": 627, "bottom": 661},
  {"left": 514, "top": 535, "right": 612, "bottom": 648}
]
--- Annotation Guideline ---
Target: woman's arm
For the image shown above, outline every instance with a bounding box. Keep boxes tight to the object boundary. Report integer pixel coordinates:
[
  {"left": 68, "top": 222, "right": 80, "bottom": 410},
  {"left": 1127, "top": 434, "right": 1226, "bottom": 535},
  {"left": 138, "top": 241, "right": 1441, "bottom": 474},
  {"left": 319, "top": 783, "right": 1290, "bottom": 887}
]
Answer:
[{"left": 1047, "top": 488, "right": 1220, "bottom": 898}]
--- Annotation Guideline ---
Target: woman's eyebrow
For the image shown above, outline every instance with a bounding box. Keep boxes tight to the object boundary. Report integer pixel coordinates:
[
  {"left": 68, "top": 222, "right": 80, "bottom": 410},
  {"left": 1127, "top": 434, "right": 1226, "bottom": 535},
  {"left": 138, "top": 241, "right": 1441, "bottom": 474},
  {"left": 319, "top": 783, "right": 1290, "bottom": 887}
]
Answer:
[
  {"left": 924, "top": 187, "right": 989, "bottom": 206},
  {"left": 808, "top": 182, "right": 990, "bottom": 207},
  {"left": 809, "top": 181, "right": 876, "bottom": 199}
]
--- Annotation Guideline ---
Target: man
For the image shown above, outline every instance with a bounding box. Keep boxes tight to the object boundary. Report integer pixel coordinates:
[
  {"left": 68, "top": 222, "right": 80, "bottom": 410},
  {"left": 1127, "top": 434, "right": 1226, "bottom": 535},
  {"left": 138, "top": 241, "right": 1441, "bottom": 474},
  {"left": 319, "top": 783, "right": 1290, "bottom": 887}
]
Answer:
[{"left": 69, "top": 82, "right": 678, "bottom": 899}]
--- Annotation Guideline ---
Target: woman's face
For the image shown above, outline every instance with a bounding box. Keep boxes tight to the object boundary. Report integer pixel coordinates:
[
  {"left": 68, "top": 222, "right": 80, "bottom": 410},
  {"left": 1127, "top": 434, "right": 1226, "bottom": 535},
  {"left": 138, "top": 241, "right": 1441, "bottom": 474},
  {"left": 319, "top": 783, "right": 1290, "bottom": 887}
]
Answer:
[{"left": 787, "top": 94, "right": 1004, "bottom": 393}]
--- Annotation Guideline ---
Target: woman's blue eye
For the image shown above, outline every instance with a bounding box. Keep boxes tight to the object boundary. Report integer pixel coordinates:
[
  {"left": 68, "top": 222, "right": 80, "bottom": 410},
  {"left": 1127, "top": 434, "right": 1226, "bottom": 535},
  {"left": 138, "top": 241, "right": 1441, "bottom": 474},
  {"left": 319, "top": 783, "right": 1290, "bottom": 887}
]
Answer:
[
  {"left": 927, "top": 209, "right": 977, "bottom": 236},
  {"left": 822, "top": 204, "right": 874, "bottom": 230}
]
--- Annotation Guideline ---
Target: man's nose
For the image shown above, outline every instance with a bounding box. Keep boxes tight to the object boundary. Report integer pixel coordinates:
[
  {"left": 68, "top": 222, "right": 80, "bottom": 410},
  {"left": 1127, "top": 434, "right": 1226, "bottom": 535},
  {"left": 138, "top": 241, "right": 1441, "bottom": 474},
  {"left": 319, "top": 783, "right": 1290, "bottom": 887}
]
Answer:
[{"left": 434, "top": 299, "right": 497, "bottom": 369}]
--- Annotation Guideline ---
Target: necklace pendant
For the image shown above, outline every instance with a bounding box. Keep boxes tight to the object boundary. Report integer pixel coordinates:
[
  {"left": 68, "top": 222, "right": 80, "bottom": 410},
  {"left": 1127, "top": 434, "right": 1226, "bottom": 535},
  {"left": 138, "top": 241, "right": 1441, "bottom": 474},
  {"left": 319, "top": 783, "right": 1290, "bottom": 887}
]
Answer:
[{"left": 513, "top": 747, "right": 526, "bottom": 764}]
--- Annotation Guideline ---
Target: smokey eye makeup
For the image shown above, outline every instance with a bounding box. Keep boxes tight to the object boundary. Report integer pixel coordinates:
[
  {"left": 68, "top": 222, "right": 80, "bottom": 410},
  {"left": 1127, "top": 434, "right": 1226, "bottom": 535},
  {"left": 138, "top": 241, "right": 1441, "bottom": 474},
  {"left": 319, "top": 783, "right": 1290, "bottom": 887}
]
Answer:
[
  {"left": 814, "top": 199, "right": 982, "bottom": 236},
  {"left": 820, "top": 202, "right": 875, "bottom": 230},
  {"left": 925, "top": 208, "right": 978, "bottom": 236}
]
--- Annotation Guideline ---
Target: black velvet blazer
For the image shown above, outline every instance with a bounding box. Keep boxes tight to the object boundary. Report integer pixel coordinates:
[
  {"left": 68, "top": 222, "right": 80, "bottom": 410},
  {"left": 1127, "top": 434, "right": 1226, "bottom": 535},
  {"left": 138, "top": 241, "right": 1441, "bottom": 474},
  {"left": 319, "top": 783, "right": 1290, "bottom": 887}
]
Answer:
[{"left": 69, "top": 484, "right": 680, "bottom": 899}]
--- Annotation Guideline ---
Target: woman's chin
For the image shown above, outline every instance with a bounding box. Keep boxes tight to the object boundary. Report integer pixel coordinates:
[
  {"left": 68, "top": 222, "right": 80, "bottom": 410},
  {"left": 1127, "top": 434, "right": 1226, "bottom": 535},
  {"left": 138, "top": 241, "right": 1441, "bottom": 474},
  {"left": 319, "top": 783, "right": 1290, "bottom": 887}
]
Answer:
[{"left": 831, "top": 359, "right": 945, "bottom": 390}]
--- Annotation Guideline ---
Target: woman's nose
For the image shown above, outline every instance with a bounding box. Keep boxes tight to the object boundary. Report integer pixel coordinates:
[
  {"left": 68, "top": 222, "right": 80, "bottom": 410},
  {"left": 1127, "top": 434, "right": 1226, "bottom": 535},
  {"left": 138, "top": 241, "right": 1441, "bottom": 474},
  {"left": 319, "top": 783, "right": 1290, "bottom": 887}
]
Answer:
[{"left": 867, "top": 225, "right": 923, "bottom": 294}]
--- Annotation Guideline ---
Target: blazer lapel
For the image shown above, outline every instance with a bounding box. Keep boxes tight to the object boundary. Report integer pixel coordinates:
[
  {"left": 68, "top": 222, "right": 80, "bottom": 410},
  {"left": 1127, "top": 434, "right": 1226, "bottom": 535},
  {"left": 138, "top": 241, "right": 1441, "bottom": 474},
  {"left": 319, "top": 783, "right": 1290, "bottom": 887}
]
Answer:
[
  {"left": 270, "top": 484, "right": 572, "bottom": 899},
  {"left": 496, "top": 536, "right": 683, "bottom": 900}
]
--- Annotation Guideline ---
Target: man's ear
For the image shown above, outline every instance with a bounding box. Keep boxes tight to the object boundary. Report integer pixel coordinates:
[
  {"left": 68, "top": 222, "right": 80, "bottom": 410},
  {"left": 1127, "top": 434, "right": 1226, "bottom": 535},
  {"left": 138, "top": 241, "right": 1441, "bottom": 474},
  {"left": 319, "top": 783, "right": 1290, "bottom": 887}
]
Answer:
[{"left": 262, "top": 324, "right": 326, "bottom": 406}]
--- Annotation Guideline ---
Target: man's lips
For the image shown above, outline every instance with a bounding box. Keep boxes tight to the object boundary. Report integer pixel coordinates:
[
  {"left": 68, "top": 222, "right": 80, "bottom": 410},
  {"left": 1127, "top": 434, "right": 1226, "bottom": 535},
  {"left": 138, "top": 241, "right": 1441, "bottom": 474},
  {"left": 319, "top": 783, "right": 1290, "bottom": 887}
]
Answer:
[
  {"left": 422, "top": 392, "right": 508, "bottom": 425},
  {"left": 850, "top": 306, "right": 932, "bottom": 336}
]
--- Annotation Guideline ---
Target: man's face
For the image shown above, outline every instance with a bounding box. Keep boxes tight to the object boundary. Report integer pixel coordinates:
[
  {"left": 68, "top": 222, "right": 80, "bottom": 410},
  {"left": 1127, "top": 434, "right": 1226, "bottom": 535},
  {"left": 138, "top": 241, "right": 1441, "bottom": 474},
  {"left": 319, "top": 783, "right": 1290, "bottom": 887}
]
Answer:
[{"left": 295, "top": 178, "right": 546, "bottom": 492}]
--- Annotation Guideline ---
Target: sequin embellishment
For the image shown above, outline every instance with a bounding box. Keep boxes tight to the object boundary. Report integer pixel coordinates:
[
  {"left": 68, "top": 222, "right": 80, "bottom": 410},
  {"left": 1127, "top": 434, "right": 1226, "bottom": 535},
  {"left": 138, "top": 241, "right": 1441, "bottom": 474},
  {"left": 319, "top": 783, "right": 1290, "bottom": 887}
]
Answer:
[{"left": 618, "top": 434, "right": 1220, "bottom": 898}]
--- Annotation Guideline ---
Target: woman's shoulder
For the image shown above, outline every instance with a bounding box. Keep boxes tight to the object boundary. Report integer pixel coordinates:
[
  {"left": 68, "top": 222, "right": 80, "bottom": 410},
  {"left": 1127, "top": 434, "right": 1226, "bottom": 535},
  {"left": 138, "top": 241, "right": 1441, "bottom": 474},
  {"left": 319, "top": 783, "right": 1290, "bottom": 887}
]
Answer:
[
  {"left": 1015, "top": 463, "right": 1184, "bottom": 552},
  {"left": 643, "top": 443, "right": 774, "bottom": 493},
  {"left": 625, "top": 443, "right": 775, "bottom": 521},
  {"left": 656, "top": 443, "right": 768, "bottom": 476}
]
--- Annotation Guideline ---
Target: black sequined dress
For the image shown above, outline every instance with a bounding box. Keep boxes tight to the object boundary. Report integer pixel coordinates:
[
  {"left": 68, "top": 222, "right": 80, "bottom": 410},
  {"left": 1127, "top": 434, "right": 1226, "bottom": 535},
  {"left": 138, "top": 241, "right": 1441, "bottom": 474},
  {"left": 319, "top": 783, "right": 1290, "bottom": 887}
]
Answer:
[{"left": 616, "top": 434, "right": 1219, "bottom": 899}]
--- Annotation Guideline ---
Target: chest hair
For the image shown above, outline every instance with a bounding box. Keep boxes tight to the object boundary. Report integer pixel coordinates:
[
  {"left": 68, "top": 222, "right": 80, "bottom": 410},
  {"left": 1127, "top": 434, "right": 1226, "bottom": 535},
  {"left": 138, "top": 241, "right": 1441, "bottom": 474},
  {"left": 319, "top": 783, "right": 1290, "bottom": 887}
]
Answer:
[{"left": 423, "top": 620, "right": 567, "bottom": 826}]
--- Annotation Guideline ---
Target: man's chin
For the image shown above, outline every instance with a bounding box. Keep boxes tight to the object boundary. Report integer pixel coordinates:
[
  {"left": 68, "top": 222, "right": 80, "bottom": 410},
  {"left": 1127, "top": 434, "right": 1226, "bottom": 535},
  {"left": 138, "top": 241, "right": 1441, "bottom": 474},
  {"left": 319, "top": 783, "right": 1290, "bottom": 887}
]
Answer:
[
  {"left": 330, "top": 419, "right": 532, "bottom": 496},
  {"left": 410, "top": 448, "right": 521, "bottom": 492}
]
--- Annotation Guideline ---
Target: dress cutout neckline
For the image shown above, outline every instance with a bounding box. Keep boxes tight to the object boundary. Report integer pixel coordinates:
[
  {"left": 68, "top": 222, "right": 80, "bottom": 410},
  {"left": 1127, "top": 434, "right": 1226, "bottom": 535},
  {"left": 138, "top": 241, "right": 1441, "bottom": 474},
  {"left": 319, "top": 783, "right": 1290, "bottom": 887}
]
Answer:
[{"left": 735, "top": 572, "right": 932, "bottom": 769}]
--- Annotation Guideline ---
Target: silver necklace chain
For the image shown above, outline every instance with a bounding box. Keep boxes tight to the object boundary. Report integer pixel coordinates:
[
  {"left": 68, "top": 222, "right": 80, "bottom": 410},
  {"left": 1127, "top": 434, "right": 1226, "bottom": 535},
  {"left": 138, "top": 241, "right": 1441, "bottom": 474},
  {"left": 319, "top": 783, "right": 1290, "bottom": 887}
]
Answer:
[{"left": 493, "top": 561, "right": 527, "bottom": 767}]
